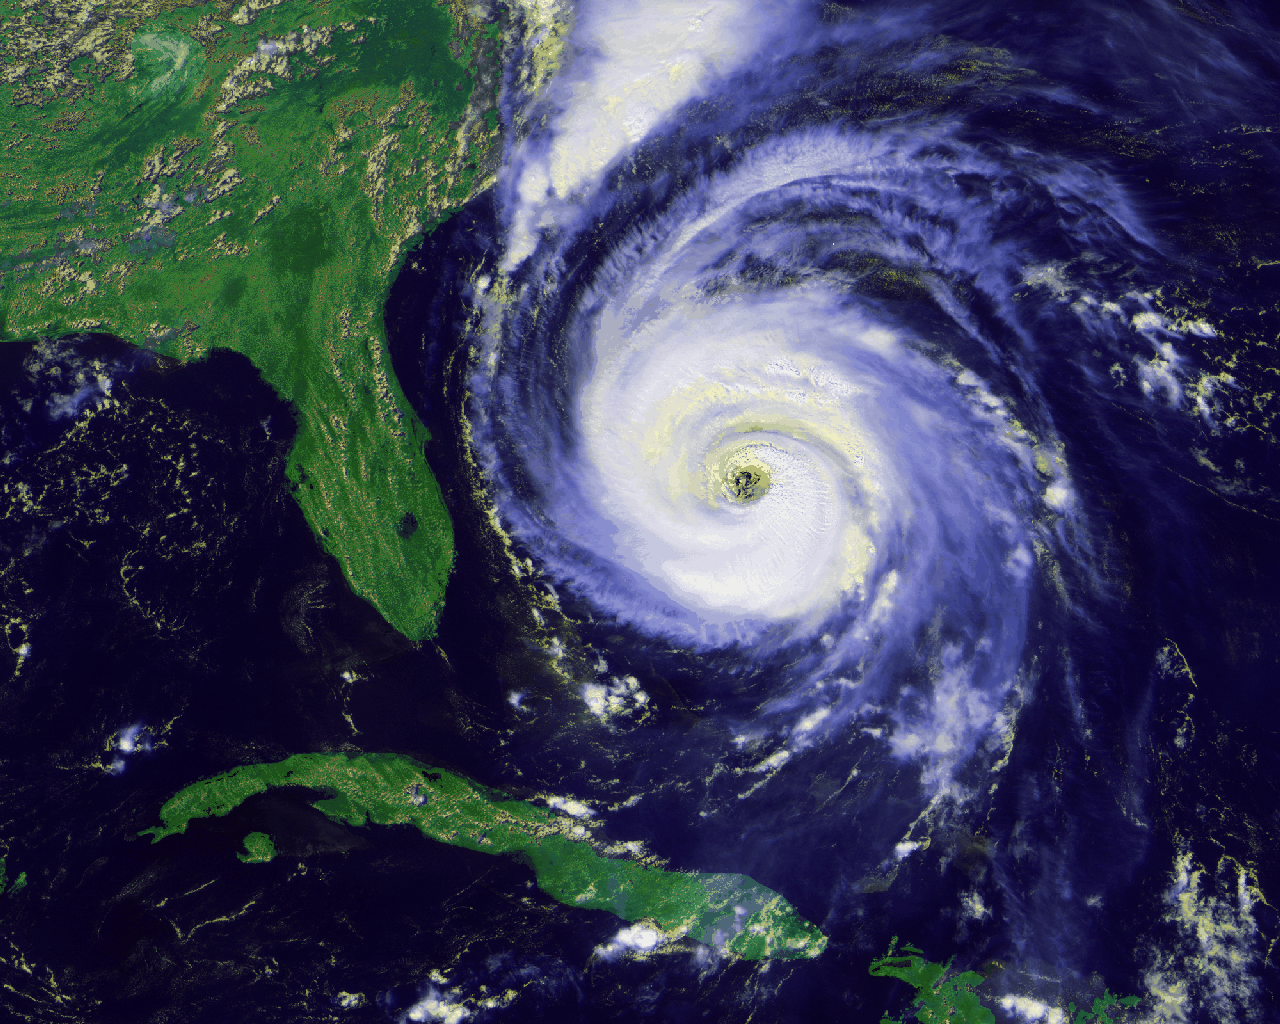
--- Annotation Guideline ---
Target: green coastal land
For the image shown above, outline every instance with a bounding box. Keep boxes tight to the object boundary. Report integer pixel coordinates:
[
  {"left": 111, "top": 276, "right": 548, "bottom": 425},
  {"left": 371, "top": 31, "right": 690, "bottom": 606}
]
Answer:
[
  {"left": 0, "top": 0, "right": 503, "bottom": 638},
  {"left": 0, "top": 857, "right": 26, "bottom": 897},
  {"left": 870, "top": 938, "right": 1141, "bottom": 1024},
  {"left": 870, "top": 937, "right": 994, "bottom": 1024},
  {"left": 140, "top": 751, "right": 828, "bottom": 960}
]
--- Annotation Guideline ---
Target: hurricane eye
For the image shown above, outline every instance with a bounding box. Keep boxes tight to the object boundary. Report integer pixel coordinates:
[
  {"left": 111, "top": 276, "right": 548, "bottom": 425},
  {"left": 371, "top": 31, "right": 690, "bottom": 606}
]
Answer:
[{"left": 725, "top": 464, "right": 770, "bottom": 503}]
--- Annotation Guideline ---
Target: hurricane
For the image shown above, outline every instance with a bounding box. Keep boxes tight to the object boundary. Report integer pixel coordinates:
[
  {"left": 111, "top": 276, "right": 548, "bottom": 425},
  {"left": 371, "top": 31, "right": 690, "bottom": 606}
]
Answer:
[
  {"left": 393, "top": 0, "right": 1280, "bottom": 1018},
  {"left": 476, "top": 118, "right": 1083, "bottom": 796}
]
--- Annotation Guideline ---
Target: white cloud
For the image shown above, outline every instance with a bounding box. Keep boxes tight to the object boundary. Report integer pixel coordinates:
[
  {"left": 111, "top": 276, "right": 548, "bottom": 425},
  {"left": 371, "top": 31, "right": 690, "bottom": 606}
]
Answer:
[
  {"left": 545, "top": 795, "right": 596, "bottom": 817},
  {"left": 999, "top": 995, "right": 1065, "bottom": 1023},
  {"left": 402, "top": 986, "right": 470, "bottom": 1024},
  {"left": 505, "top": 0, "right": 792, "bottom": 266},
  {"left": 595, "top": 923, "right": 668, "bottom": 960},
  {"left": 1138, "top": 849, "right": 1264, "bottom": 1023},
  {"left": 581, "top": 674, "right": 649, "bottom": 721}
]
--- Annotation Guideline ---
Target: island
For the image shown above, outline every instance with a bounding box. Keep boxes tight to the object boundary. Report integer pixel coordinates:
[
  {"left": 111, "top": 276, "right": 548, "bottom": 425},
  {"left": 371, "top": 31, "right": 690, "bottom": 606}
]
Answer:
[
  {"left": 140, "top": 751, "right": 829, "bottom": 960},
  {"left": 0, "top": 0, "right": 504, "bottom": 638},
  {"left": 869, "top": 938, "right": 1141, "bottom": 1023}
]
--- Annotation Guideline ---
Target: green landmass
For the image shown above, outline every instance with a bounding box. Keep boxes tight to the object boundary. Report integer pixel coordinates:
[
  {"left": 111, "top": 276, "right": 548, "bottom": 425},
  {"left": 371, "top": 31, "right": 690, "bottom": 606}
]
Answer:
[
  {"left": 237, "top": 830, "right": 276, "bottom": 862},
  {"left": 0, "top": 856, "right": 27, "bottom": 896},
  {"left": 140, "top": 751, "right": 828, "bottom": 960},
  {"left": 871, "top": 937, "right": 994, "bottom": 1024},
  {"left": 0, "top": 0, "right": 504, "bottom": 639},
  {"left": 870, "top": 938, "right": 1141, "bottom": 1024},
  {"left": 1065, "top": 993, "right": 1143, "bottom": 1024}
]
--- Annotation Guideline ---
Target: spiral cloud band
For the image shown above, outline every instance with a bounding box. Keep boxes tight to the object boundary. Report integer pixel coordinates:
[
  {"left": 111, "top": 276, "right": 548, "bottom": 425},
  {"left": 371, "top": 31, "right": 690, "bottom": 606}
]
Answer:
[
  {"left": 414, "top": 0, "right": 1280, "bottom": 1016},
  {"left": 465, "top": 42, "right": 1161, "bottom": 792}
]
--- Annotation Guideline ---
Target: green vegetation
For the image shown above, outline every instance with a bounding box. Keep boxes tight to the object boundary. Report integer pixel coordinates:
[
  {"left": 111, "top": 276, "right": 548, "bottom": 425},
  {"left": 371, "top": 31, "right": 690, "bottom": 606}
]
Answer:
[
  {"left": 237, "top": 831, "right": 277, "bottom": 863},
  {"left": 870, "top": 938, "right": 1141, "bottom": 1024},
  {"left": 0, "top": 0, "right": 504, "bottom": 639},
  {"left": 0, "top": 857, "right": 26, "bottom": 896},
  {"left": 1065, "top": 993, "right": 1143, "bottom": 1024},
  {"left": 140, "top": 751, "right": 828, "bottom": 960},
  {"left": 871, "top": 937, "right": 994, "bottom": 1024}
]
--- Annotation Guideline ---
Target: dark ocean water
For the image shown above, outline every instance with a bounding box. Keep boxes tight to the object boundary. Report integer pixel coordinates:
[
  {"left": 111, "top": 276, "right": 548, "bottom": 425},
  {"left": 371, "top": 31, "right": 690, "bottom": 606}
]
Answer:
[
  {"left": 0, "top": 339, "right": 708, "bottom": 1022},
  {"left": 2, "top": 0, "right": 1280, "bottom": 1021}
]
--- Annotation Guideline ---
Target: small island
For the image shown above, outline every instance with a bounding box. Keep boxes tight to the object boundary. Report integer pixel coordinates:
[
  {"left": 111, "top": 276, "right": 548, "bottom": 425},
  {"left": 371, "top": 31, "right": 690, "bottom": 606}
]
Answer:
[{"left": 236, "top": 831, "right": 278, "bottom": 864}]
